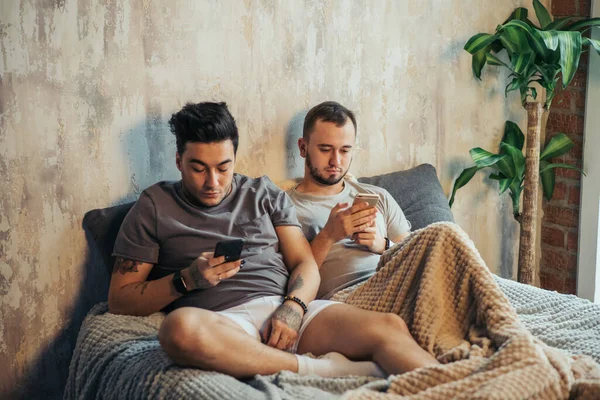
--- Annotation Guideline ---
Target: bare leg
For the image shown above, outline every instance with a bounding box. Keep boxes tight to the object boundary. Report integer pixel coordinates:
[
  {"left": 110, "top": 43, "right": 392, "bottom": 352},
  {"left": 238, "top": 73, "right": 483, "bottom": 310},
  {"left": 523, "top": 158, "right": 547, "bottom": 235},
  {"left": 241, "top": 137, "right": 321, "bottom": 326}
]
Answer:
[
  {"left": 159, "top": 307, "right": 298, "bottom": 378},
  {"left": 297, "top": 304, "right": 439, "bottom": 375}
]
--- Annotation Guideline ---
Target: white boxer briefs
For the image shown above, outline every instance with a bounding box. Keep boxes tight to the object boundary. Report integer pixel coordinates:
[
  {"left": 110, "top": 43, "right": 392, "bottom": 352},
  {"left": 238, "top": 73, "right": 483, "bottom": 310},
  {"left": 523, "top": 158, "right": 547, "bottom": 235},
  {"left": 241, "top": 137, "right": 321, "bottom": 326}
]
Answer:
[{"left": 216, "top": 296, "right": 340, "bottom": 353}]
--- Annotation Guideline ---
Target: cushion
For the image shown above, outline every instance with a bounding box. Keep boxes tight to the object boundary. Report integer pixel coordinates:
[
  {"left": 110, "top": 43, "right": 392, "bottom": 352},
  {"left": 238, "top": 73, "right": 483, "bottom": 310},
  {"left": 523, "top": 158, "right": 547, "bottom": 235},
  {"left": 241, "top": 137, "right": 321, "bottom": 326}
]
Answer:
[
  {"left": 358, "top": 163, "right": 454, "bottom": 231},
  {"left": 83, "top": 202, "right": 135, "bottom": 275}
]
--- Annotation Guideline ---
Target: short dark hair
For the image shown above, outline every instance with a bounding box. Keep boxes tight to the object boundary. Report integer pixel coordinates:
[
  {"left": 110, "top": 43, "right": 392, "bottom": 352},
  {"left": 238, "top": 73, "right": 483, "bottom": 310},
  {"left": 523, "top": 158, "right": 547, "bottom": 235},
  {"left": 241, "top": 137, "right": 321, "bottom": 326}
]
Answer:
[
  {"left": 303, "top": 101, "right": 357, "bottom": 140},
  {"left": 169, "top": 102, "right": 239, "bottom": 155}
]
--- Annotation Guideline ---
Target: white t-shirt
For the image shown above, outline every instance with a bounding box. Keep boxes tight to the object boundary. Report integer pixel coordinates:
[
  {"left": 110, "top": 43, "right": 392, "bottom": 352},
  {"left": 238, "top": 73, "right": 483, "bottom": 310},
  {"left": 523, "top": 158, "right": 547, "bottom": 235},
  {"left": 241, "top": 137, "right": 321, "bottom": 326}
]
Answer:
[{"left": 287, "top": 178, "right": 411, "bottom": 299}]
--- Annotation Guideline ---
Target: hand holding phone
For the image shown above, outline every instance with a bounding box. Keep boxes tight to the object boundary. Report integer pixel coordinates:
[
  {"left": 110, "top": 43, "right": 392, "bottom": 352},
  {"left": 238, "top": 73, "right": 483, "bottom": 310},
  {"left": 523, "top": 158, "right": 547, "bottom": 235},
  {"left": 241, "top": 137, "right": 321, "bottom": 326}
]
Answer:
[
  {"left": 214, "top": 239, "right": 245, "bottom": 262},
  {"left": 183, "top": 240, "right": 245, "bottom": 290}
]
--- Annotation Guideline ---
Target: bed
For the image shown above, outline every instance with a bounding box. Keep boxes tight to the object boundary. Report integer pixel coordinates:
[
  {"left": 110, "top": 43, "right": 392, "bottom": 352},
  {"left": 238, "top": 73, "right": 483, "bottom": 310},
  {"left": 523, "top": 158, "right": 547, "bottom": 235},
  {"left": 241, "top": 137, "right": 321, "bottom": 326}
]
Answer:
[{"left": 65, "top": 164, "right": 600, "bottom": 399}]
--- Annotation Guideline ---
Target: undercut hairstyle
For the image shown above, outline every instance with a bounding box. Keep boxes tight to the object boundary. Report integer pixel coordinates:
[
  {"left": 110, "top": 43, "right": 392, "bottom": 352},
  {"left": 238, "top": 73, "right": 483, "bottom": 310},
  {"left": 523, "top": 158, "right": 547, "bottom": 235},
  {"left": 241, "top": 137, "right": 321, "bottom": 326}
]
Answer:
[
  {"left": 302, "top": 101, "right": 357, "bottom": 140},
  {"left": 169, "top": 102, "right": 239, "bottom": 155}
]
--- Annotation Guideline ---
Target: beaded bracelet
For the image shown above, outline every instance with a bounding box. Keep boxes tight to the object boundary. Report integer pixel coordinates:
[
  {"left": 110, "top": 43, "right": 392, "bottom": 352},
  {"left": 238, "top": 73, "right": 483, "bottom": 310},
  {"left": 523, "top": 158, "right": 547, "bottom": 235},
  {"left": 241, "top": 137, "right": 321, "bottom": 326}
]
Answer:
[{"left": 283, "top": 295, "right": 308, "bottom": 314}]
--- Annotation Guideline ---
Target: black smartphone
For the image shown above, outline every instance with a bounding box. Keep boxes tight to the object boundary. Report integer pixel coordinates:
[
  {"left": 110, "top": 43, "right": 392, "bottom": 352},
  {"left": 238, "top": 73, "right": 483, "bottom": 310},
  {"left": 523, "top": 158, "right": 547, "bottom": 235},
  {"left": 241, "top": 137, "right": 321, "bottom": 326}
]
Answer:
[{"left": 214, "top": 239, "right": 244, "bottom": 262}]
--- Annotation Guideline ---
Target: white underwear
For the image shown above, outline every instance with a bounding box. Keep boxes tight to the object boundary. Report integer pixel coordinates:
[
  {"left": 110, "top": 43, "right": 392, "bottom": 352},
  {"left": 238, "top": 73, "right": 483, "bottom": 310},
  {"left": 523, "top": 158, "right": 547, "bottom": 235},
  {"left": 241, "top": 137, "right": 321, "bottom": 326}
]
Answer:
[{"left": 216, "top": 296, "right": 340, "bottom": 353}]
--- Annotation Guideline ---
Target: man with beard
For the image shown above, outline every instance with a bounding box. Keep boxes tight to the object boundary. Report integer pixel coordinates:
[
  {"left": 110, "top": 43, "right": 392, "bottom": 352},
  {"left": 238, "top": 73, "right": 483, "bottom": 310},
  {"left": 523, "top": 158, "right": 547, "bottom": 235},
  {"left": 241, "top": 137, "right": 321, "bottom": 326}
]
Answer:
[{"left": 287, "top": 101, "right": 411, "bottom": 300}]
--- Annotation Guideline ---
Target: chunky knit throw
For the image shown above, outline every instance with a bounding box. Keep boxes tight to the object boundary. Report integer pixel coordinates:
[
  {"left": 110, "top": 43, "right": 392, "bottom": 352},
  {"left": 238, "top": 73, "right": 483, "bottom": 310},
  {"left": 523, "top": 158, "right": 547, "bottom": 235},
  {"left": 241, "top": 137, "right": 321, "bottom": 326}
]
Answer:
[{"left": 332, "top": 222, "right": 600, "bottom": 399}]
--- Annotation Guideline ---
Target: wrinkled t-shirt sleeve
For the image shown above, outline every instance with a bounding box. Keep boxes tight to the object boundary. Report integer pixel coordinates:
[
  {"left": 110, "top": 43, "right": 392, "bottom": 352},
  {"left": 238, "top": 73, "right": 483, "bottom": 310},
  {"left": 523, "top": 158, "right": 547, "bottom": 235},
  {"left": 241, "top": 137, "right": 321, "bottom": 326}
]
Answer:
[
  {"left": 266, "top": 179, "right": 302, "bottom": 228},
  {"left": 112, "top": 192, "right": 160, "bottom": 264},
  {"left": 382, "top": 189, "right": 411, "bottom": 238}
]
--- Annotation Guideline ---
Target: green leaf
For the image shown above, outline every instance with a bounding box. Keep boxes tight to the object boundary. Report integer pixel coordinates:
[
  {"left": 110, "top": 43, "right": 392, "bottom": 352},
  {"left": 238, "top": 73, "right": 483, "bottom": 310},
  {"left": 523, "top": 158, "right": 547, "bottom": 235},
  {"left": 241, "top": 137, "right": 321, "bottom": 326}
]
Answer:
[
  {"left": 500, "top": 142, "right": 526, "bottom": 180},
  {"left": 465, "top": 33, "right": 499, "bottom": 54},
  {"left": 449, "top": 166, "right": 480, "bottom": 207},
  {"left": 545, "top": 17, "right": 574, "bottom": 31},
  {"left": 539, "top": 160, "right": 555, "bottom": 200},
  {"left": 472, "top": 47, "right": 488, "bottom": 79},
  {"left": 496, "top": 155, "right": 516, "bottom": 178},
  {"left": 469, "top": 147, "right": 506, "bottom": 167},
  {"left": 538, "top": 29, "right": 560, "bottom": 50},
  {"left": 540, "top": 133, "right": 575, "bottom": 160},
  {"left": 498, "top": 177, "right": 514, "bottom": 195},
  {"left": 502, "top": 20, "right": 549, "bottom": 59},
  {"left": 567, "top": 17, "right": 600, "bottom": 32},
  {"left": 538, "top": 29, "right": 582, "bottom": 86},
  {"left": 505, "top": 77, "right": 522, "bottom": 95},
  {"left": 533, "top": 63, "right": 554, "bottom": 82},
  {"left": 488, "top": 172, "right": 513, "bottom": 195},
  {"left": 502, "top": 121, "right": 525, "bottom": 150},
  {"left": 584, "top": 37, "right": 600, "bottom": 55},
  {"left": 506, "top": 7, "right": 529, "bottom": 23},
  {"left": 508, "top": 190, "right": 522, "bottom": 217},
  {"left": 499, "top": 24, "right": 531, "bottom": 54},
  {"left": 539, "top": 162, "right": 585, "bottom": 175},
  {"left": 533, "top": 0, "right": 553, "bottom": 29},
  {"left": 533, "top": 63, "right": 561, "bottom": 108},
  {"left": 489, "top": 173, "right": 506, "bottom": 180},
  {"left": 539, "top": 162, "right": 584, "bottom": 200},
  {"left": 520, "top": 84, "right": 529, "bottom": 105},
  {"left": 557, "top": 30, "right": 583, "bottom": 86},
  {"left": 486, "top": 52, "right": 511, "bottom": 69},
  {"left": 511, "top": 51, "right": 535, "bottom": 74}
]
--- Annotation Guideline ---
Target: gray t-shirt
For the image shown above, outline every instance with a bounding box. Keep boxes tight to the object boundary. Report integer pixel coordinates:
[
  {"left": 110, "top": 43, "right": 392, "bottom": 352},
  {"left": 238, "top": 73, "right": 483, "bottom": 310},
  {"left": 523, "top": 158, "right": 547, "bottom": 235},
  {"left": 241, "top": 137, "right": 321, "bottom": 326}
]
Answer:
[
  {"left": 113, "top": 174, "right": 301, "bottom": 312},
  {"left": 287, "top": 179, "right": 410, "bottom": 299}
]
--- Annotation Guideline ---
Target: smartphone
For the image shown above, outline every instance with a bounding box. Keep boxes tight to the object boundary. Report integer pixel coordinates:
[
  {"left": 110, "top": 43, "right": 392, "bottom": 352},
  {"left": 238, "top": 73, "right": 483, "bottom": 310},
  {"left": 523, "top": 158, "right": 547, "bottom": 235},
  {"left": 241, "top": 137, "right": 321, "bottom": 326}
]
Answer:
[
  {"left": 214, "top": 239, "right": 245, "bottom": 262},
  {"left": 353, "top": 193, "right": 380, "bottom": 208}
]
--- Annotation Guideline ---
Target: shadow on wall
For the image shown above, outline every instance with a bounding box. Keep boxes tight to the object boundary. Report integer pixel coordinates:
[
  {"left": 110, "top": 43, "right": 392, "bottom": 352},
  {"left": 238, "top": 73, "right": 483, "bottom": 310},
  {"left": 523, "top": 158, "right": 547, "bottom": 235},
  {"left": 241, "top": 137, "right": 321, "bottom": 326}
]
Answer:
[
  {"left": 285, "top": 110, "right": 307, "bottom": 180},
  {"left": 446, "top": 156, "right": 517, "bottom": 279},
  {"left": 7, "top": 219, "right": 118, "bottom": 400},
  {"left": 11, "top": 115, "right": 177, "bottom": 400}
]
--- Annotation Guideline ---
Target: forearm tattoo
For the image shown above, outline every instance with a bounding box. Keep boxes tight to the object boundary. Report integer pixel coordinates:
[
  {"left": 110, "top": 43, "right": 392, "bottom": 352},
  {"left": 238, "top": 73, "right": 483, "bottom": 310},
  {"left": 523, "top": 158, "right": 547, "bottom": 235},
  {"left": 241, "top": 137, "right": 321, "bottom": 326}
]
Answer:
[
  {"left": 273, "top": 304, "right": 302, "bottom": 332},
  {"left": 114, "top": 258, "right": 142, "bottom": 275},
  {"left": 189, "top": 266, "right": 213, "bottom": 289},
  {"left": 288, "top": 275, "right": 304, "bottom": 293}
]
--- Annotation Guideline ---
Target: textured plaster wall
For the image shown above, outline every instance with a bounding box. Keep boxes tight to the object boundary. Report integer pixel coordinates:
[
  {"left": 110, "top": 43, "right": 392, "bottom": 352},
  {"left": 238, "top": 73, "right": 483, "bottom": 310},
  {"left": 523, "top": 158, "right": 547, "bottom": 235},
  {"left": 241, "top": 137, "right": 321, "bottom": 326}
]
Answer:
[{"left": 0, "top": 0, "right": 548, "bottom": 397}]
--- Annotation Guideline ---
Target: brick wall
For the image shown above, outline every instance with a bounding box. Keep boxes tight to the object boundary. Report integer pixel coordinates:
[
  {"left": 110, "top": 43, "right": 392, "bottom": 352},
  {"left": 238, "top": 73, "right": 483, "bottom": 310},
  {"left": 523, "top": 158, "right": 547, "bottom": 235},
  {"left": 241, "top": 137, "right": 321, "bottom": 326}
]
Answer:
[{"left": 539, "top": 0, "right": 591, "bottom": 293}]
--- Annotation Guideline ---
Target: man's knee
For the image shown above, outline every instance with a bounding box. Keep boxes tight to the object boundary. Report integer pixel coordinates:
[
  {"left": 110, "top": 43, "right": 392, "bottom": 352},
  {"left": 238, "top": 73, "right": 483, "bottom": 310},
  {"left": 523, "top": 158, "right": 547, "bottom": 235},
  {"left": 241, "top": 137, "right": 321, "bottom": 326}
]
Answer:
[
  {"left": 159, "top": 308, "right": 216, "bottom": 365},
  {"left": 380, "top": 313, "right": 409, "bottom": 334},
  {"left": 370, "top": 313, "right": 411, "bottom": 344}
]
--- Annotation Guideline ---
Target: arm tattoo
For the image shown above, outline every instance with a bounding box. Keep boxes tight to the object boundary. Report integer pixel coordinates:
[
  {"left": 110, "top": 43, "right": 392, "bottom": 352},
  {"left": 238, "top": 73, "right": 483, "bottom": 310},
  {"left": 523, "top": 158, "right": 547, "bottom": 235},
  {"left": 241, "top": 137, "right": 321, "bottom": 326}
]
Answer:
[
  {"left": 114, "top": 258, "right": 142, "bottom": 275},
  {"left": 134, "top": 281, "right": 149, "bottom": 295},
  {"left": 288, "top": 275, "right": 304, "bottom": 293},
  {"left": 273, "top": 304, "right": 302, "bottom": 332},
  {"left": 189, "top": 266, "right": 212, "bottom": 289}
]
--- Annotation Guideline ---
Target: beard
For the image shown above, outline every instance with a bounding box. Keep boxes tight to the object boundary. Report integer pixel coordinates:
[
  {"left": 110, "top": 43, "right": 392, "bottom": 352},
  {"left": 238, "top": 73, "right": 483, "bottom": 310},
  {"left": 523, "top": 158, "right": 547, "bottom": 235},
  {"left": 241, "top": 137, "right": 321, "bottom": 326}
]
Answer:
[{"left": 306, "top": 153, "right": 350, "bottom": 186}]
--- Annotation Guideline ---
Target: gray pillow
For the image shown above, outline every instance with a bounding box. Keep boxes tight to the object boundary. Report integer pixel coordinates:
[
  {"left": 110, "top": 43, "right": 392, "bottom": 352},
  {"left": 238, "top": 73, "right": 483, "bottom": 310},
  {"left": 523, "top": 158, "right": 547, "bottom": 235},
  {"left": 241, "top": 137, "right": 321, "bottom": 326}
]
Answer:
[
  {"left": 83, "top": 202, "right": 135, "bottom": 275},
  {"left": 358, "top": 163, "right": 454, "bottom": 231}
]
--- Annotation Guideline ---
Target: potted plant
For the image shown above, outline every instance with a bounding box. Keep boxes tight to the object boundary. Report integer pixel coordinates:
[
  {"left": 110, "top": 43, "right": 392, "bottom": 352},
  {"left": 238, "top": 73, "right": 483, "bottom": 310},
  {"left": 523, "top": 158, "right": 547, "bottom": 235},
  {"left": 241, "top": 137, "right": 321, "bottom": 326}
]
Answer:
[{"left": 454, "top": 0, "right": 599, "bottom": 285}]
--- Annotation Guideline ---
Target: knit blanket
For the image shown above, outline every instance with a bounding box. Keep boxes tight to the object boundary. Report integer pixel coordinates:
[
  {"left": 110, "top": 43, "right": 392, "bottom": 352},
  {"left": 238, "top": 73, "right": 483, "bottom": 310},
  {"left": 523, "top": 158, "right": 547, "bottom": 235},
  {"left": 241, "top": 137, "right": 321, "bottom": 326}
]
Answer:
[
  {"left": 65, "top": 223, "right": 600, "bottom": 399},
  {"left": 331, "top": 222, "right": 600, "bottom": 399}
]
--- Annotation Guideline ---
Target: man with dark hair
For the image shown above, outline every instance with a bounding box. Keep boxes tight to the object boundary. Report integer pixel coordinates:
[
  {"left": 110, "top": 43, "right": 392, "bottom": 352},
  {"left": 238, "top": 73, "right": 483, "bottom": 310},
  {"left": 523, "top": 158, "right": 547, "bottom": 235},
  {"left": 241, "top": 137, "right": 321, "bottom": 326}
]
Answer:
[
  {"left": 287, "top": 101, "right": 411, "bottom": 299},
  {"left": 108, "top": 101, "right": 438, "bottom": 379}
]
